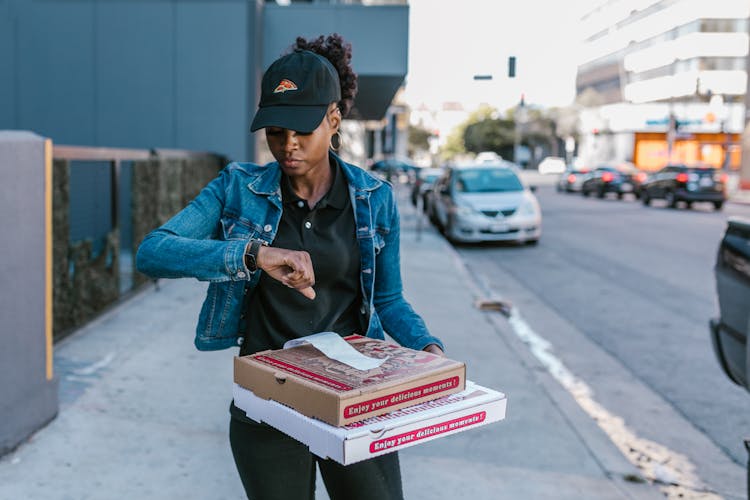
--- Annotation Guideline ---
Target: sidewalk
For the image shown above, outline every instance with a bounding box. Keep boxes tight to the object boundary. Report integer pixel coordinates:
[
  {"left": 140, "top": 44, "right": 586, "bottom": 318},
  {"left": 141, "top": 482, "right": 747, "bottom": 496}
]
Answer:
[
  {"left": 729, "top": 189, "right": 750, "bottom": 205},
  {"left": 0, "top": 187, "right": 663, "bottom": 499}
]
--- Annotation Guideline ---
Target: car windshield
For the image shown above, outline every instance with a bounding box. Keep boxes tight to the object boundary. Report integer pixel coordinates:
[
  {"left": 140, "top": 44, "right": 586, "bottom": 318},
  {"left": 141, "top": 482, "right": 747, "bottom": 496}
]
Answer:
[
  {"left": 420, "top": 169, "right": 443, "bottom": 182},
  {"left": 670, "top": 164, "right": 712, "bottom": 171},
  {"left": 454, "top": 168, "right": 523, "bottom": 193}
]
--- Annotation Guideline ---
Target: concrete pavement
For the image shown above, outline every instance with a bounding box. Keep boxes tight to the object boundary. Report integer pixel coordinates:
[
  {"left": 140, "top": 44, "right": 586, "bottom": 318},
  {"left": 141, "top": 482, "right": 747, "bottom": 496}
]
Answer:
[{"left": 0, "top": 185, "right": 665, "bottom": 499}]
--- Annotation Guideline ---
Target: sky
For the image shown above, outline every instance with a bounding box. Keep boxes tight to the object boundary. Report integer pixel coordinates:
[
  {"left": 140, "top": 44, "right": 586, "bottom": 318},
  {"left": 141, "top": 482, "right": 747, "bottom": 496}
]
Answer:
[{"left": 402, "top": 0, "right": 601, "bottom": 113}]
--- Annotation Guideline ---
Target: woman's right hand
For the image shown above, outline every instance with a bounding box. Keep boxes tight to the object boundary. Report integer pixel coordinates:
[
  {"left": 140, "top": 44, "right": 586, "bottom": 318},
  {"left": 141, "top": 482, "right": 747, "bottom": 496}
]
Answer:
[{"left": 256, "top": 246, "right": 316, "bottom": 300}]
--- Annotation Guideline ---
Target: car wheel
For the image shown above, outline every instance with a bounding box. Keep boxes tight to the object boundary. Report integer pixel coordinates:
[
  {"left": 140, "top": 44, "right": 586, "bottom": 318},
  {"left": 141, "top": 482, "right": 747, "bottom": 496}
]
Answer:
[
  {"left": 597, "top": 188, "right": 605, "bottom": 199},
  {"left": 443, "top": 219, "right": 458, "bottom": 243},
  {"left": 526, "top": 238, "right": 539, "bottom": 246},
  {"left": 617, "top": 192, "right": 624, "bottom": 200},
  {"left": 714, "top": 201, "right": 724, "bottom": 211},
  {"left": 641, "top": 191, "right": 651, "bottom": 205},
  {"left": 582, "top": 187, "right": 590, "bottom": 197},
  {"left": 665, "top": 191, "right": 677, "bottom": 208},
  {"left": 427, "top": 204, "right": 438, "bottom": 225},
  {"left": 686, "top": 201, "right": 693, "bottom": 209}
]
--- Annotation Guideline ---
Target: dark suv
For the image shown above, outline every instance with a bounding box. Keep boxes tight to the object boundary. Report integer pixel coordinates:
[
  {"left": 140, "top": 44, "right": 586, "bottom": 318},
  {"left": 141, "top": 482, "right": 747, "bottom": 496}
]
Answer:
[
  {"left": 640, "top": 164, "right": 726, "bottom": 210},
  {"left": 710, "top": 217, "right": 750, "bottom": 495},
  {"left": 710, "top": 218, "right": 750, "bottom": 391},
  {"left": 581, "top": 164, "right": 644, "bottom": 199}
]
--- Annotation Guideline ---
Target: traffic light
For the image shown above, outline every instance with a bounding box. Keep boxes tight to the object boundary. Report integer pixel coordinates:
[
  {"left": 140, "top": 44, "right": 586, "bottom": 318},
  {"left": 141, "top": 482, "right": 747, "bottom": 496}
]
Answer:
[{"left": 508, "top": 56, "right": 516, "bottom": 78}]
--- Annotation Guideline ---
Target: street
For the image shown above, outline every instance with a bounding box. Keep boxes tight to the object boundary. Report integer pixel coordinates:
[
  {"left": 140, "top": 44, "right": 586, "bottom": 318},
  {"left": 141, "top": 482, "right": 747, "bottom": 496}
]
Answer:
[{"left": 445, "top": 179, "right": 750, "bottom": 495}]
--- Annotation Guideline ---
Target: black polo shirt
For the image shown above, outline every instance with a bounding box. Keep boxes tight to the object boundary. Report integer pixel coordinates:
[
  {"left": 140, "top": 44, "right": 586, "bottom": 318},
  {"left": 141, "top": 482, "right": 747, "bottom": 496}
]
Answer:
[{"left": 240, "top": 158, "right": 364, "bottom": 356}]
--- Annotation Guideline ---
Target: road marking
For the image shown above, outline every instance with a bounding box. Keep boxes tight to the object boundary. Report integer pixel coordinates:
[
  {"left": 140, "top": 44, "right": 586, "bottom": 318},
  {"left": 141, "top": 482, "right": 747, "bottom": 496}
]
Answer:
[
  {"left": 446, "top": 245, "right": 722, "bottom": 499},
  {"left": 504, "top": 306, "right": 720, "bottom": 499}
]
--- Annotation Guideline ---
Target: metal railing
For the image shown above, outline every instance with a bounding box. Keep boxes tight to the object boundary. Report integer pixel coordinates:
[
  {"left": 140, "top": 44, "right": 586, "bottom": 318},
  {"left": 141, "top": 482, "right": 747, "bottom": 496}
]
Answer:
[{"left": 51, "top": 145, "right": 226, "bottom": 341}]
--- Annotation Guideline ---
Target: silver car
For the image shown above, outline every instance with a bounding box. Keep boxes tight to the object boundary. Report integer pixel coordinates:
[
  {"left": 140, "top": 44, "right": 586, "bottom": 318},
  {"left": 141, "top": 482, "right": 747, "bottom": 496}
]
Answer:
[{"left": 427, "top": 162, "right": 542, "bottom": 244}]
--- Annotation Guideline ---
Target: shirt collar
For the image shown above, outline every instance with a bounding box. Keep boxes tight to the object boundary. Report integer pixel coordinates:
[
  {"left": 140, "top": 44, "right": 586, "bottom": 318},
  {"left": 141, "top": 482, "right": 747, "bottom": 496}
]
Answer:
[{"left": 281, "top": 154, "right": 347, "bottom": 210}]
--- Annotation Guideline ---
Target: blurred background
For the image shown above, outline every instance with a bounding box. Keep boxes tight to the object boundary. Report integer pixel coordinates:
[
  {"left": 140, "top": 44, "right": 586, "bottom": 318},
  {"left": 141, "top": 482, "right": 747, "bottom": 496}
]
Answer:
[{"left": 3, "top": 1, "right": 750, "bottom": 498}]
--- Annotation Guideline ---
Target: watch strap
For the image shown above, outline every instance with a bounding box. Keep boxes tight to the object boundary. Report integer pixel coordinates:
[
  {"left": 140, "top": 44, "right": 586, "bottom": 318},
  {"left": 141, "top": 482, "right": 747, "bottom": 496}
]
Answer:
[{"left": 245, "top": 239, "right": 266, "bottom": 272}]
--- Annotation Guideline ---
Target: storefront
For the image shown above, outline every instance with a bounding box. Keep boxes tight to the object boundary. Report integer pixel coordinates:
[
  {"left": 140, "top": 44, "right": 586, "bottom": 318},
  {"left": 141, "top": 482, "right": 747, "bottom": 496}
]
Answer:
[
  {"left": 578, "top": 102, "right": 745, "bottom": 172},
  {"left": 633, "top": 132, "right": 741, "bottom": 171}
]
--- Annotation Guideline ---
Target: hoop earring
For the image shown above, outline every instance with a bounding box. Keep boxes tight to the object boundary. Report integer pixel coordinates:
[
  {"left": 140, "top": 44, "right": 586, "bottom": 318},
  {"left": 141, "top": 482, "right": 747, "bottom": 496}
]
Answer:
[{"left": 330, "top": 131, "right": 342, "bottom": 152}]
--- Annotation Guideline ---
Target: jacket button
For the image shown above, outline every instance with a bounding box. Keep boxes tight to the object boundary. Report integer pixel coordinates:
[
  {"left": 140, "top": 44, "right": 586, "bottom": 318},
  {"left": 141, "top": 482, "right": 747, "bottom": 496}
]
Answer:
[
  {"left": 360, "top": 304, "right": 367, "bottom": 314},
  {"left": 237, "top": 337, "right": 244, "bottom": 345},
  {"left": 237, "top": 271, "right": 246, "bottom": 279},
  {"left": 264, "top": 224, "right": 272, "bottom": 232}
]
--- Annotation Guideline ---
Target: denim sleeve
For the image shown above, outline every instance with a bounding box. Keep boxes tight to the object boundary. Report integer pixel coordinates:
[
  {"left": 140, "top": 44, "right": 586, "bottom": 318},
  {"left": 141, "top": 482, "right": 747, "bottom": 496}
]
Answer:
[
  {"left": 135, "top": 166, "right": 252, "bottom": 282},
  {"left": 372, "top": 190, "right": 445, "bottom": 352}
]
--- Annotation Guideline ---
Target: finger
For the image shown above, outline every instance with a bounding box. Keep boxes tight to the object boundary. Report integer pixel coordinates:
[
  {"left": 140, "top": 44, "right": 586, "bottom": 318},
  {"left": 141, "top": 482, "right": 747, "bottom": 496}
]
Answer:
[
  {"left": 423, "top": 345, "right": 445, "bottom": 357},
  {"left": 300, "top": 252, "right": 315, "bottom": 285},
  {"left": 283, "top": 272, "right": 311, "bottom": 287},
  {"left": 298, "top": 286, "right": 316, "bottom": 300}
]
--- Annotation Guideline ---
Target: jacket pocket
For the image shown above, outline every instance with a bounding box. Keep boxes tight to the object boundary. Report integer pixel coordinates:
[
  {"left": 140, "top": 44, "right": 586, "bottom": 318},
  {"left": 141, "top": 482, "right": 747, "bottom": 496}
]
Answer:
[{"left": 220, "top": 215, "right": 261, "bottom": 241}]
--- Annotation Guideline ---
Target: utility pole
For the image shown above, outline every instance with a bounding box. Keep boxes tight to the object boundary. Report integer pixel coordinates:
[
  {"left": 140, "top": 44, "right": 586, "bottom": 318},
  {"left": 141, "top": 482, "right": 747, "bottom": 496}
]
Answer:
[
  {"left": 741, "top": 18, "right": 750, "bottom": 190},
  {"left": 508, "top": 56, "right": 526, "bottom": 167},
  {"left": 514, "top": 95, "right": 526, "bottom": 167}
]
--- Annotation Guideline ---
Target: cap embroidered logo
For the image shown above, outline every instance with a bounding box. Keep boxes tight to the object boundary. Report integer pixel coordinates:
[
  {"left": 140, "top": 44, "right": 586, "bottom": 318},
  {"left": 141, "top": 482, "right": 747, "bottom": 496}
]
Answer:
[{"left": 273, "top": 79, "right": 298, "bottom": 94}]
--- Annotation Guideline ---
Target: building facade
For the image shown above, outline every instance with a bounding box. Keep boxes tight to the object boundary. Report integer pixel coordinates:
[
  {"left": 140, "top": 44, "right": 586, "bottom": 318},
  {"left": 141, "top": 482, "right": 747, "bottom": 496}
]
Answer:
[
  {"left": 576, "top": 0, "right": 749, "bottom": 171},
  {"left": 0, "top": 0, "right": 408, "bottom": 164}
]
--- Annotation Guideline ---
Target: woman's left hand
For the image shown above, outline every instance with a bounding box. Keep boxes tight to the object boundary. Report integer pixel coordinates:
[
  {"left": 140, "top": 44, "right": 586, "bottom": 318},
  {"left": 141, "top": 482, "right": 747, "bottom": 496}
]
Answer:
[{"left": 423, "top": 344, "right": 445, "bottom": 357}]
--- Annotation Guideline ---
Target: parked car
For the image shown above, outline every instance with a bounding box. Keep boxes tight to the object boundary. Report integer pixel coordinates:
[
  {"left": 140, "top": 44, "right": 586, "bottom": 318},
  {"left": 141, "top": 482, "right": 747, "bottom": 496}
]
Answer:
[
  {"left": 411, "top": 167, "right": 444, "bottom": 207},
  {"left": 370, "top": 158, "right": 416, "bottom": 183},
  {"left": 538, "top": 156, "right": 566, "bottom": 175},
  {"left": 426, "top": 161, "right": 541, "bottom": 244},
  {"left": 711, "top": 217, "right": 750, "bottom": 391},
  {"left": 557, "top": 164, "right": 591, "bottom": 193},
  {"left": 709, "top": 218, "right": 750, "bottom": 496},
  {"left": 581, "top": 163, "right": 644, "bottom": 199},
  {"left": 640, "top": 164, "right": 727, "bottom": 210}
]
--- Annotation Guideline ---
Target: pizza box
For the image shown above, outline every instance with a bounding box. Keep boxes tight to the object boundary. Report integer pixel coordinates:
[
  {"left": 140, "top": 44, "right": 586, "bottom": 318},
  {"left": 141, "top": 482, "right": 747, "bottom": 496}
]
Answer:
[
  {"left": 234, "top": 335, "right": 466, "bottom": 426},
  {"left": 232, "top": 380, "right": 507, "bottom": 465}
]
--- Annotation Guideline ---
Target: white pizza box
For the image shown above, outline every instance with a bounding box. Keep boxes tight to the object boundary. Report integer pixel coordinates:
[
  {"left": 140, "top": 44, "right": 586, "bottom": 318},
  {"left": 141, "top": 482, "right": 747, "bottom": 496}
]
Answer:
[{"left": 232, "top": 380, "right": 507, "bottom": 465}]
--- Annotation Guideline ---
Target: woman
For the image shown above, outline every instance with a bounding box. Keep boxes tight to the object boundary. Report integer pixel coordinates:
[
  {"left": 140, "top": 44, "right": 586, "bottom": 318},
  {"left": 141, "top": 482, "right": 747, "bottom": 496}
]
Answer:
[{"left": 136, "top": 34, "right": 445, "bottom": 500}]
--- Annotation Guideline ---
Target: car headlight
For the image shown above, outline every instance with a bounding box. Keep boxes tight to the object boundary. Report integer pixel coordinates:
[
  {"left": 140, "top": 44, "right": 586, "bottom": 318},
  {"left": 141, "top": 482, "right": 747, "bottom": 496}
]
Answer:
[
  {"left": 454, "top": 204, "right": 475, "bottom": 216},
  {"left": 517, "top": 198, "right": 537, "bottom": 216}
]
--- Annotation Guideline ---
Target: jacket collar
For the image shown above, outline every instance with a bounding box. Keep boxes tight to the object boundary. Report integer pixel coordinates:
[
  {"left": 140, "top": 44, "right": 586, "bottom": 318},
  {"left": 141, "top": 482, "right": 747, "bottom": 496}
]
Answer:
[
  {"left": 336, "top": 153, "right": 382, "bottom": 192},
  {"left": 246, "top": 162, "right": 281, "bottom": 196}
]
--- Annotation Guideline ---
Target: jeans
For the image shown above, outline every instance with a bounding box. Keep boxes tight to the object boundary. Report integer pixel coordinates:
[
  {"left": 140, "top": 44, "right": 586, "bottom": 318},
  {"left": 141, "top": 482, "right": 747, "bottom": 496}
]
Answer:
[{"left": 229, "top": 417, "right": 404, "bottom": 500}]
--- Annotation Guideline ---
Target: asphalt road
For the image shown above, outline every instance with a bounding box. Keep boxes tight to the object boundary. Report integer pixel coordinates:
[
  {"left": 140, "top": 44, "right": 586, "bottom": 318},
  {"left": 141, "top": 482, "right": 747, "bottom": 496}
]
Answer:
[{"left": 450, "top": 181, "right": 750, "bottom": 494}]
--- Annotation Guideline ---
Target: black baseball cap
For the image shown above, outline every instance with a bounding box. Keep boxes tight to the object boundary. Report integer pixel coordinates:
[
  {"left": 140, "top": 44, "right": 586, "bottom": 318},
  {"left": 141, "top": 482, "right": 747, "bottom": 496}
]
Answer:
[{"left": 250, "top": 49, "right": 341, "bottom": 133}]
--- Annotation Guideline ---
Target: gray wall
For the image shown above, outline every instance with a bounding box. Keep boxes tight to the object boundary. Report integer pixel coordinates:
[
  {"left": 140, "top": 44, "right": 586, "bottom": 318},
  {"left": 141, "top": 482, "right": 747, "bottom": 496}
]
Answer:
[
  {"left": 263, "top": 4, "right": 408, "bottom": 74},
  {"left": 0, "top": 131, "right": 58, "bottom": 454},
  {"left": 263, "top": 4, "right": 408, "bottom": 120},
  {"left": 0, "top": 0, "right": 262, "bottom": 162},
  {"left": 0, "top": 0, "right": 406, "bottom": 161}
]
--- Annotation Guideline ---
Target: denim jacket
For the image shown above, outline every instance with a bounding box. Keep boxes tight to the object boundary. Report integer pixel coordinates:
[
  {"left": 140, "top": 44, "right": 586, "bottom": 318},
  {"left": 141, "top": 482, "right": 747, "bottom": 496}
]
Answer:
[{"left": 135, "top": 154, "right": 444, "bottom": 353}]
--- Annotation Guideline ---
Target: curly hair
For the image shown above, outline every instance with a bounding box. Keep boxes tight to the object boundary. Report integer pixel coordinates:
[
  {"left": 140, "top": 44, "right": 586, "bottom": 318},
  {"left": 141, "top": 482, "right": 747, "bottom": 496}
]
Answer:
[{"left": 291, "top": 34, "right": 358, "bottom": 118}]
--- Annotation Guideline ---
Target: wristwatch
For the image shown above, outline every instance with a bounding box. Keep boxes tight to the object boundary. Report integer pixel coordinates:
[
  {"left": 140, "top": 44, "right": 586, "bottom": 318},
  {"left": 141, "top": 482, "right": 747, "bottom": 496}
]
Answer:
[{"left": 245, "top": 239, "right": 267, "bottom": 272}]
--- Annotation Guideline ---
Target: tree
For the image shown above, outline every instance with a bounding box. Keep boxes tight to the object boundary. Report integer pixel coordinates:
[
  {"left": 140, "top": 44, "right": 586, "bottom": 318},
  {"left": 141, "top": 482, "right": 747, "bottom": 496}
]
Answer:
[
  {"left": 463, "top": 118, "right": 515, "bottom": 157},
  {"left": 441, "top": 105, "right": 496, "bottom": 160},
  {"left": 407, "top": 124, "right": 432, "bottom": 157}
]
